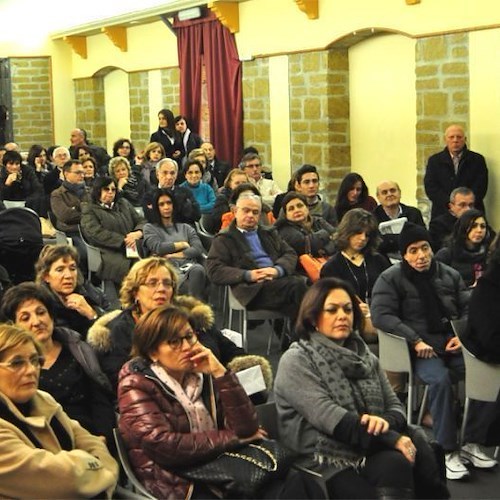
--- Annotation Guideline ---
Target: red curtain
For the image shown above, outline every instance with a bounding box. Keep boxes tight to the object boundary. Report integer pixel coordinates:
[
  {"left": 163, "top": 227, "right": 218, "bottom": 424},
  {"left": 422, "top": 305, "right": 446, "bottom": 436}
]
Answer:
[{"left": 174, "top": 12, "right": 243, "bottom": 168}]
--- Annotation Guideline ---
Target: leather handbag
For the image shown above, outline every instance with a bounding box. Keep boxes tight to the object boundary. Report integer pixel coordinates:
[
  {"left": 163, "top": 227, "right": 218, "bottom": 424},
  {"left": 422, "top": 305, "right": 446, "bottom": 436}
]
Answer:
[
  {"left": 176, "top": 439, "right": 296, "bottom": 498},
  {"left": 298, "top": 236, "right": 329, "bottom": 283},
  {"left": 299, "top": 254, "right": 328, "bottom": 283}
]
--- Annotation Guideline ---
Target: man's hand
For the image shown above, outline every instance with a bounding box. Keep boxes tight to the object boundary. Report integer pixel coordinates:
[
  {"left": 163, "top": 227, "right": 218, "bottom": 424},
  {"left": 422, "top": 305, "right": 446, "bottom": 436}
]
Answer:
[
  {"left": 414, "top": 340, "right": 437, "bottom": 359},
  {"left": 445, "top": 336, "right": 461, "bottom": 352},
  {"left": 248, "top": 267, "right": 278, "bottom": 282}
]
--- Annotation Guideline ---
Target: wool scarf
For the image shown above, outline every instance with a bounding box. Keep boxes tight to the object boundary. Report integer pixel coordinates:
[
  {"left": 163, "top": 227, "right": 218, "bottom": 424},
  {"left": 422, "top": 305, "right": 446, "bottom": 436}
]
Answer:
[
  {"left": 150, "top": 362, "right": 215, "bottom": 433},
  {"left": 299, "top": 331, "right": 384, "bottom": 468},
  {"left": 401, "top": 259, "right": 449, "bottom": 335}
]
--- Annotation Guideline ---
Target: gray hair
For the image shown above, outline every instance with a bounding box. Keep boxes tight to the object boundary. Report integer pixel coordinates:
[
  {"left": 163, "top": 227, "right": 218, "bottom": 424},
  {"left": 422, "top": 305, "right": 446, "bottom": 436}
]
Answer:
[
  {"left": 236, "top": 193, "right": 262, "bottom": 208},
  {"left": 450, "top": 186, "right": 474, "bottom": 203},
  {"left": 156, "top": 157, "right": 178, "bottom": 173}
]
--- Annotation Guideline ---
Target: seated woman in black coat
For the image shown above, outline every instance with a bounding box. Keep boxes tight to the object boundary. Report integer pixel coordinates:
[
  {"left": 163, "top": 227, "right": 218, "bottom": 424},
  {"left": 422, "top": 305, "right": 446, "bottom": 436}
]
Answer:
[
  {"left": 0, "top": 150, "right": 45, "bottom": 215},
  {"left": 0, "top": 282, "right": 116, "bottom": 448},
  {"left": 274, "top": 191, "right": 336, "bottom": 266},
  {"left": 35, "top": 244, "right": 112, "bottom": 339},
  {"left": 435, "top": 209, "right": 494, "bottom": 288}
]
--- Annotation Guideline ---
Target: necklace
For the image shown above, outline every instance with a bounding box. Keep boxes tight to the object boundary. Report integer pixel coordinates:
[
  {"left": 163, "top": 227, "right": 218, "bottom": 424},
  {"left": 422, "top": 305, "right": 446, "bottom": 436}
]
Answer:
[
  {"left": 342, "top": 250, "right": 359, "bottom": 261},
  {"left": 343, "top": 254, "right": 369, "bottom": 303}
]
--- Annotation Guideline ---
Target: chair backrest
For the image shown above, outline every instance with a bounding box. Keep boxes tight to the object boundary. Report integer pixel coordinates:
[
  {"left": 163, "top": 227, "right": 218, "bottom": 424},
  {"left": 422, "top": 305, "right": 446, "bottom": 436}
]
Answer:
[
  {"left": 255, "top": 401, "right": 279, "bottom": 440},
  {"left": 112, "top": 428, "right": 156, "bottom": 500},
  {"left": 461, "top": 344, "right": 500, "bottom": 403},
  {"left": 3, "top": 200, "right": 26, "bottom": 209},
  {"left": 377, "top": 329, "right": 413, "bottom": 374},
  {"left": 227, "top": 285, "right": 246, "bottom": 312},
  {"left": 450, "top": 318, "right": 468, "bottom": 339},
  {"left": 78, "top": 225, "right": 102, "bottom": 277},
  {"left": 194, "top": 220, "right": 214, "bottom": 252}
]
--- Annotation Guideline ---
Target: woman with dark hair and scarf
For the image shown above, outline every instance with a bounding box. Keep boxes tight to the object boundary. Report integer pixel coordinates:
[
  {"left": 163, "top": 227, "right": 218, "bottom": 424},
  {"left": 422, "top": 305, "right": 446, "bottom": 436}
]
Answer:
[
  {"left": 435, "top": 208, "right": 494, "bottom": 287},
  {"left": 275, "top": 278, "right": 448, "bottom": 499}
]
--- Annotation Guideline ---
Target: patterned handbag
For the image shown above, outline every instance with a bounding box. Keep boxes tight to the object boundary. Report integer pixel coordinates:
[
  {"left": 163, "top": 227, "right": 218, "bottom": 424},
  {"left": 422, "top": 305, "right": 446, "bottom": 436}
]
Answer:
[{"left": 176, "top": 439, "right": 296, "bottom": 498}]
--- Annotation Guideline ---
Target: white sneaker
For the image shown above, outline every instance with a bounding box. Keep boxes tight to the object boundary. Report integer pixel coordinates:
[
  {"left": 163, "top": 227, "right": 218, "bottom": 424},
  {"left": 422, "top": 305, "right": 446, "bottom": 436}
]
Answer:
[
  {"left": 461, "top": 443, "right": 498, "bottom": 469},
  {"left": 445, "top": 451, "right": 470, "bottom": 480}
]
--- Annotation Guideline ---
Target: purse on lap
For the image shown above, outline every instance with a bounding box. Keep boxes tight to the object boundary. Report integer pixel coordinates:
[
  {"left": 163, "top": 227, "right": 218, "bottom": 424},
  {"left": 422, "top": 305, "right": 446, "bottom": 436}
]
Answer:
[
  {"left": 176, "top": 439, "right": 296, "bottom": 498},
  {"left": 298, "top": 236, "right": 328, "bottom": 283}
]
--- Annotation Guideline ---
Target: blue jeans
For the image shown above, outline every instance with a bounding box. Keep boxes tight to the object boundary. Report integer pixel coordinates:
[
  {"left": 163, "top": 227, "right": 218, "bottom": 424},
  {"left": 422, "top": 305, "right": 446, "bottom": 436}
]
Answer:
[{"left": 414, "top": 354, "right": 465, "bottom": 451}]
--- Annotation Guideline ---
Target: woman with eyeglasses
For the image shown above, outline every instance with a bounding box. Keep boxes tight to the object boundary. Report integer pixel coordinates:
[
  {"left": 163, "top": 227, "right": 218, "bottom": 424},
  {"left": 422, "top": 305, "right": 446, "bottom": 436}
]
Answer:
[
  {"left": 0, "top": 281, "right": 116, "bottom": 447},
  {"left": 274, "top": 278, "right": 448, "bottom": 500},
  {"left": 87, "top": 257, "right": 262, "bottom": 396},
  {"left": 435, "top": 209, "right": 495, "bottom": 288},
  {"left": 80, "top": 176, "right": 146, "bottom": 291},
  {"left": 117, "top": 304, "right": 264, "bottom": 499},
  {"left": 0, "top": 323, "right": 118, "bottom": 498}
]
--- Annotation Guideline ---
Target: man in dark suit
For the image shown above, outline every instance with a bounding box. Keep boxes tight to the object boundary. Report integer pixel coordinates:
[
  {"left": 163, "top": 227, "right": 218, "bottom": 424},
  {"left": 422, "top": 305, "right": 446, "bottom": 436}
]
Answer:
[
  {"left": 424, "top": 124, "right": 488, "bottom": 220},
  {"left": 201, "top": 142, "right": 231, "bottom": 188},
  {"left": 374, "top": 180, "right": 426, "bottom": 261}
]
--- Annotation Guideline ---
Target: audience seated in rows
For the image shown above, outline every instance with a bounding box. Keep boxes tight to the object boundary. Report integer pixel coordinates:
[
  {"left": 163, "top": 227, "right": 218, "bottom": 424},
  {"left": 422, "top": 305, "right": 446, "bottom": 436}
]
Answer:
[
  {"left": 0, "top": 281, "right": 116, "bottom": 448},
  {"left": 142, "top": 157, "right": 201, "bottom": 225},
  {"left": 87, "top": 256, "right": 268, "bottom": 396},
  {"left": 371, "top": 222, "right": 497, "bottom": 480},
  {"left": 206, "top": 192, "right": 308, "bottom": 339},
  {"left": 81, "top": 176, "right": 146, "bottom": 291},
  {"left": 0, "top": 324, "right": 119, "bottom": 498},
  {"left": 143, "top": 189, "right": 208, "bottom": 300},
  {"left": 373, "top": 180, "right": 426, "bottom": 262},
  {"left": 274, "top": 278, "right": 449, "bottom": 499}
]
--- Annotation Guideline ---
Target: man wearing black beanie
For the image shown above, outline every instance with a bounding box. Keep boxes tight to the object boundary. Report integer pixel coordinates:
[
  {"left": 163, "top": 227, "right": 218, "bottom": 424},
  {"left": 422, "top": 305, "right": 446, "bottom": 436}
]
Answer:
[{"left": 371, "top": 221, "right": 497, "bottom": 480}]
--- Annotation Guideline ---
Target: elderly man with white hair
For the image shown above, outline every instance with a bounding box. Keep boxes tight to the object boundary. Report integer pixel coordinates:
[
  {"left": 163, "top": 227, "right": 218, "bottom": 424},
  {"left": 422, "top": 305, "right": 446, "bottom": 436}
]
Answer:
[{"left": 207, "top": 192, "right": 307, "bottom": 341}]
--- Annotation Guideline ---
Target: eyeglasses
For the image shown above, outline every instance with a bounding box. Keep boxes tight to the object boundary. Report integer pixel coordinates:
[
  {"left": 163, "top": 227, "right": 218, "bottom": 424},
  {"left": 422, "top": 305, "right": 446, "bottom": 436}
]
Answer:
[
  {"left": 142, "top": 278, "right": 173, "bottom": 289},
  {"left": 323, "top": 305, "right": 353, "bottom": 315},
  {"left": 379, "top": 188, "right": 398, "bottom": 196},
  {"left": 0, "top": 355, "right": 45, "bottom": 372},
  {"left": 166, "top": 331, "right": 198, "bottom": 350}
]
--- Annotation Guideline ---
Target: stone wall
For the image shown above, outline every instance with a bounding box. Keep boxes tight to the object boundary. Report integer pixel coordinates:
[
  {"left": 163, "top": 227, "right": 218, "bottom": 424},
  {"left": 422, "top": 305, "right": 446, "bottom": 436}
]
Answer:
[
  {"left": 10, "top": 57, "right": 53, "bottom": 150},
  {"left": 74, "top": 77, "right": 107, "bottom": 150},
  {"left": 415, "top": 33, "right": 469, "bottom": 220},
  {"left": 129, "top": 71, "right": 150, "bottom": 153},
  {"left": 242, "top": 58, "right": 271, "bottom": 167},
  {"left": 289, "top": 49, "right": 350, "bottom": 203}
]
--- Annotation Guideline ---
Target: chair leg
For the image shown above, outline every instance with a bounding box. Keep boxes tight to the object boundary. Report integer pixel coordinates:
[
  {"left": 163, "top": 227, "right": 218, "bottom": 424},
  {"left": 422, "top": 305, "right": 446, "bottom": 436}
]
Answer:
[
  {"left": 242, "top": 311, "right": 248, "bottom": 351},
  {"left": 459, "top": 398, "right": 470, "bottom": 449},
  {"left": 494, "top": 446, "right": 499, "bottom": 459},
  {"left": 266, "top": 323, "right": 273, "bottom": 356},
  {"left": 407, "top": 384, "right": 413, "bottom": 425},
  {"left": 416, "top": 386, "right": 429, "bottom": 426}
]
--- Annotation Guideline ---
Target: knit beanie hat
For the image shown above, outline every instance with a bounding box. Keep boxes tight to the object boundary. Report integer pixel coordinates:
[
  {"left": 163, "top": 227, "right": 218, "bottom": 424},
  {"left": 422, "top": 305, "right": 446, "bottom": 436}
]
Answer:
[{"left": 398, "top": 222, "right": 431, "bottom": 255}]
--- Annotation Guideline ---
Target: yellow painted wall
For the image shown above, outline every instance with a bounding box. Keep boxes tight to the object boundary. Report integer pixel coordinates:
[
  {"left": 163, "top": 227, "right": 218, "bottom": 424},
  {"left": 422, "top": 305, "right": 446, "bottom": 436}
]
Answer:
[
  {"left": 349, "top": 34, "right": 417, "bottom": 205},
  {"left": 470, "top": 28, "right": 500, "bottom": 228},
  {"left": 104, "top": 70, "right": 131, "bottom": 153}
]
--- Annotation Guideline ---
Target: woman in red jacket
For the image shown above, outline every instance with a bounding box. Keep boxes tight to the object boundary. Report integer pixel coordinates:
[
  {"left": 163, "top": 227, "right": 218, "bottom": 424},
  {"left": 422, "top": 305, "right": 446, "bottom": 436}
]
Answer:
[{"left": 117, "top": 305, "right": 265, "bottom": 499}]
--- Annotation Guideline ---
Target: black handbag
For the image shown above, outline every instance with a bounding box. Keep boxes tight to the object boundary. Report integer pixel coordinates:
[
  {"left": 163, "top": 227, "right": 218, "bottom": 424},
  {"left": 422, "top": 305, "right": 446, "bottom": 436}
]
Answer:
[{"left": 176, "top": 439, "right": 296, "bottom": 498}]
